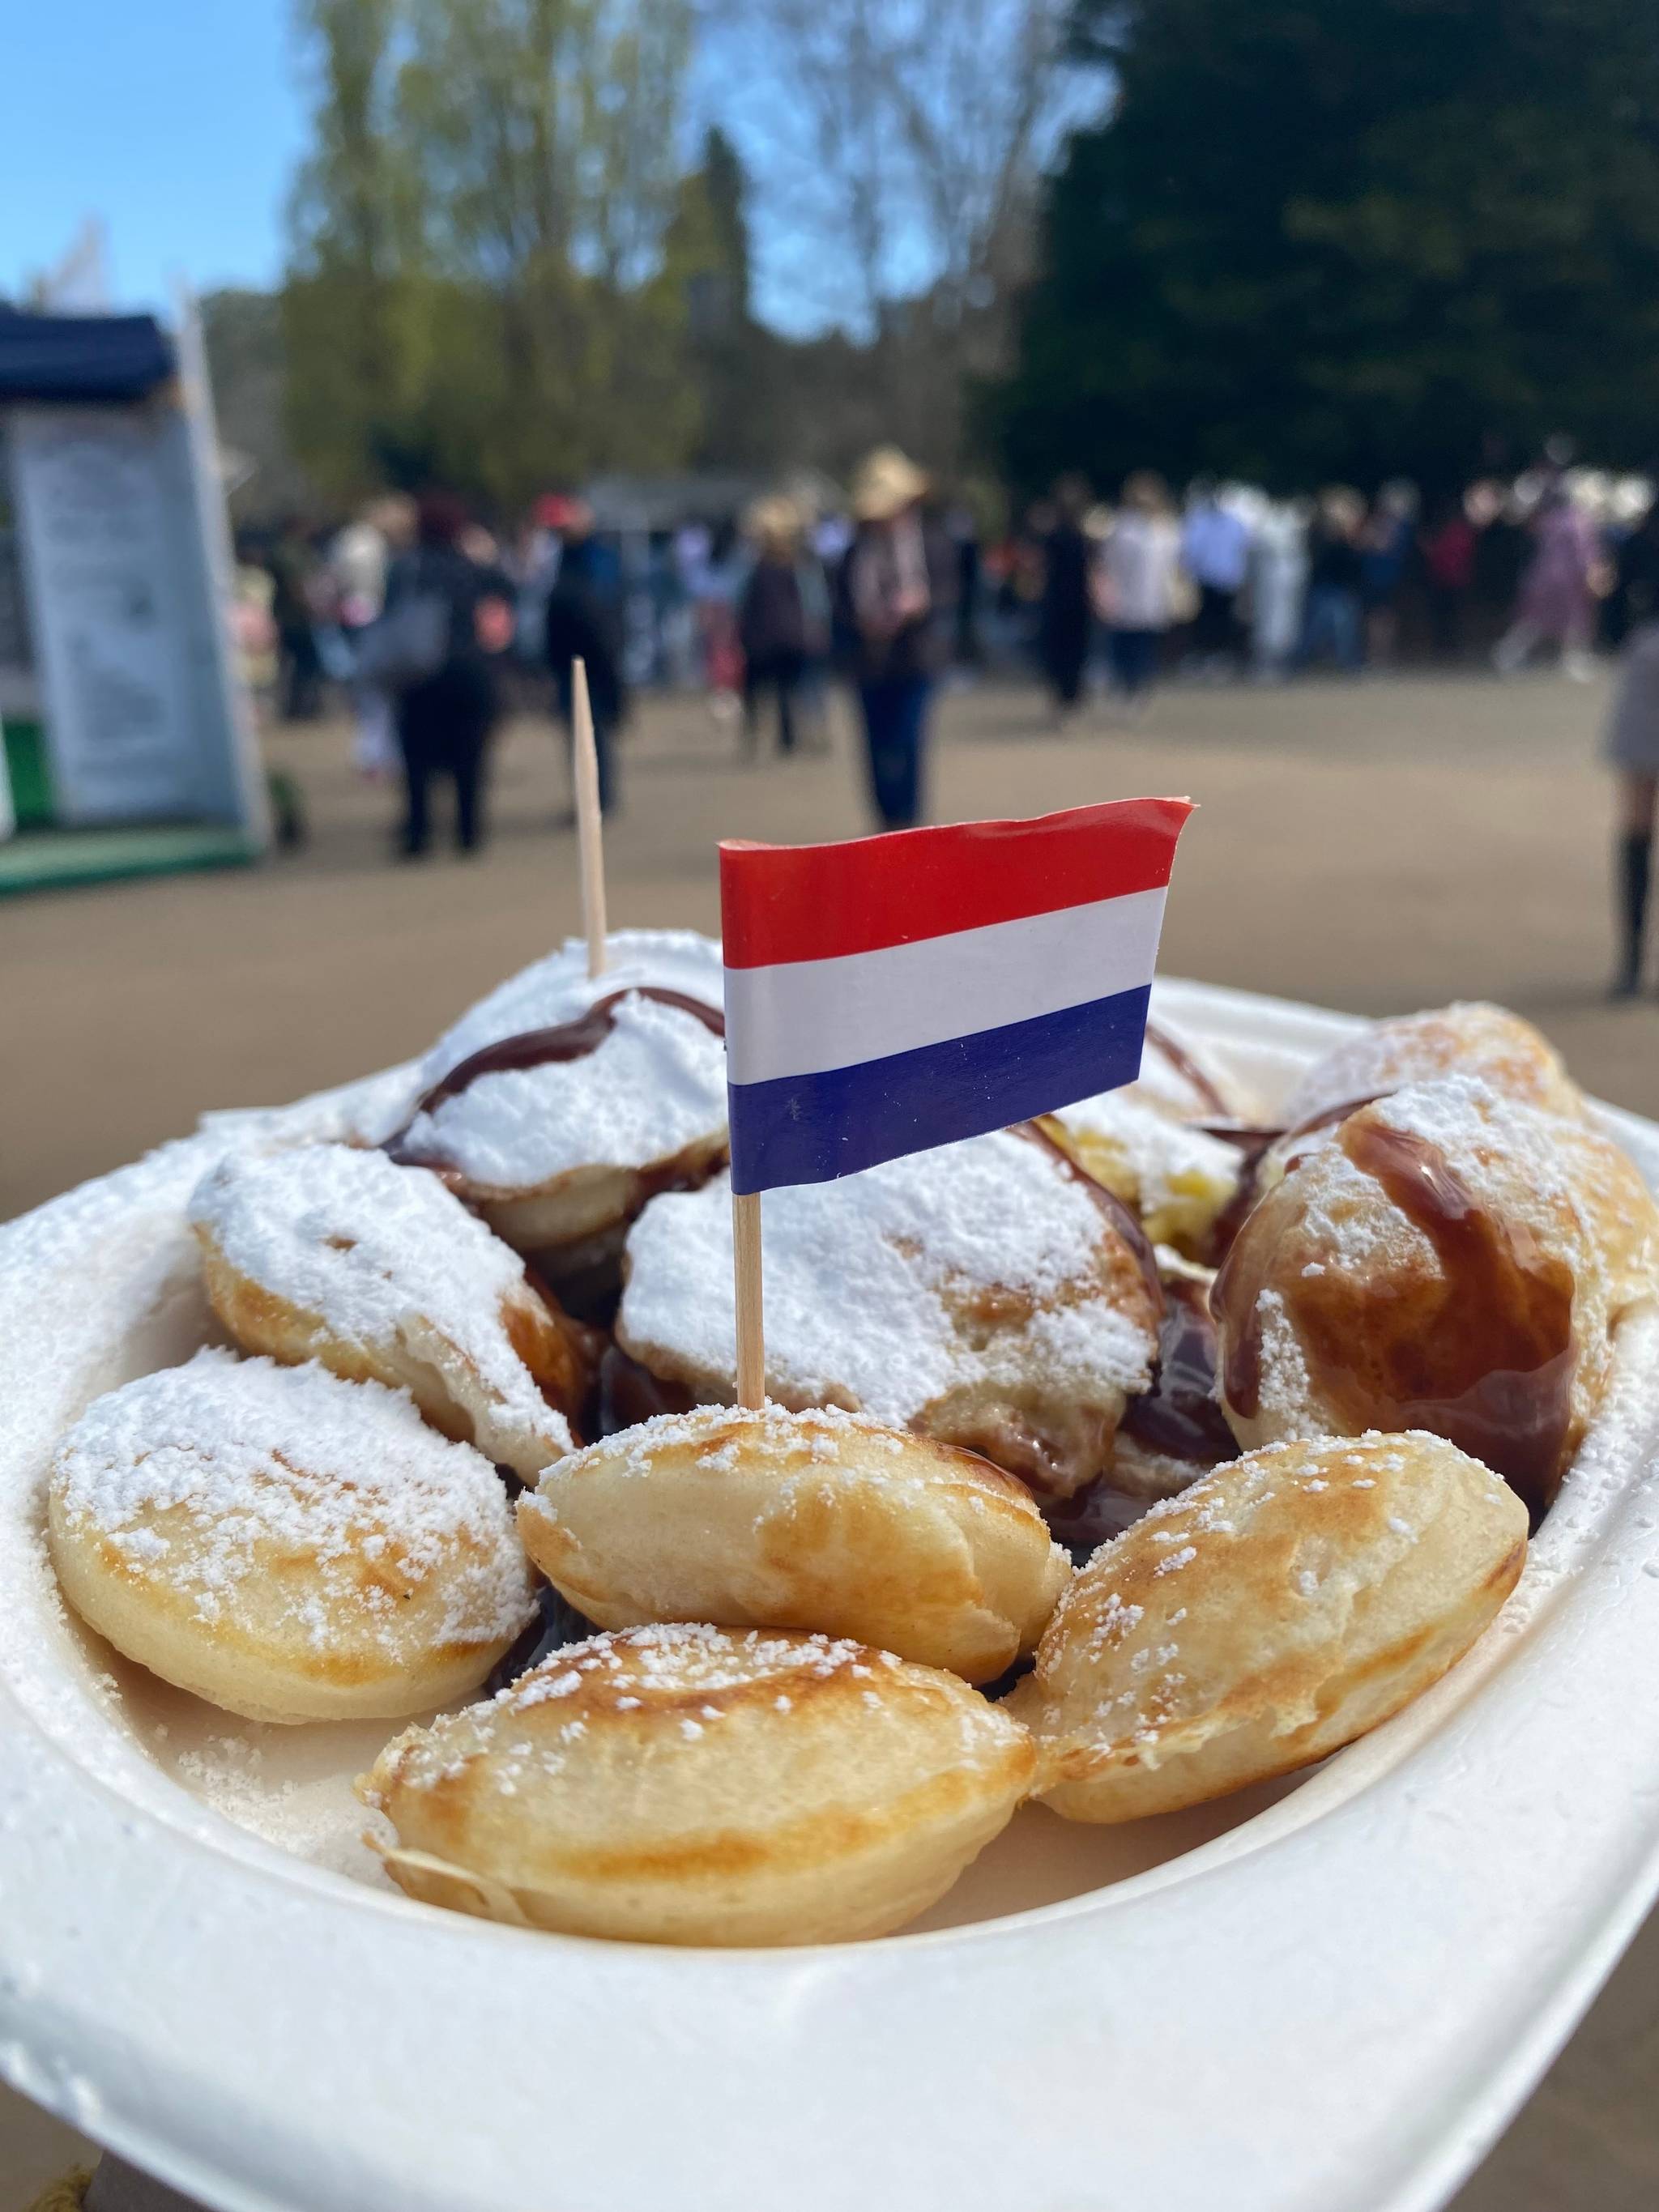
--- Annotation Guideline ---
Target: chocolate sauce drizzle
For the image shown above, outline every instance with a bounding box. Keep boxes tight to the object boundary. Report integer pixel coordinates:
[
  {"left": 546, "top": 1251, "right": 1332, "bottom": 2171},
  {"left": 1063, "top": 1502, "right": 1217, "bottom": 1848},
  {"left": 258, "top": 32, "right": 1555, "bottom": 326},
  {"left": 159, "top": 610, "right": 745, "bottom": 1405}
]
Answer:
[
  {"left": 382, "top": 986, "right": 726, "bottom": 1161},
  {"left": 1143, "top": 1020, "right": 1231, "bottom": 1118},
  {"left": 1121, "top": 1272, "right": 1239, "bottom": 1467},
  {"left": 1214, "top": 1113, "right": 1577, "bottom": 1519}
]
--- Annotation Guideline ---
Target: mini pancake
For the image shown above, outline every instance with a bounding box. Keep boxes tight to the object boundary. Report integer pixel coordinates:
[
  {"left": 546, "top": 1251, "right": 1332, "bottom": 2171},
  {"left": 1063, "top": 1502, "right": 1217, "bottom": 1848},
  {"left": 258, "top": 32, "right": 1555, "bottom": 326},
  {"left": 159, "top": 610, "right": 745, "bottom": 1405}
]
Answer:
[
  {"left": 517, "top": 1401, "right": 1070, "bottom": 1683},
  {"left": 359, "top": 1622, "right": 1035, "bottom": 1945},
  {"left": 1212, "top": 1077, "right": 1617, "bottom": 1517},
  {"left": 48, "top": 1350, "right": 535, "bottom": 1724},
  {"left": 616, "top": 1128, "right": 1162, "bottom": 1499},
  {"left": 1044, "top": 1092, "right": 1242, "bottom": 1255},
  {"left": 1278, "top": 1001, "right": 1588, "bottom": 1134},
  {"left": 386, "top": 929, "right": 727, "bottom": 1269},
  {"left": 1258, "top": 1086, "right": 1657, "bottom": 1323},
  {"left": 1009, "top": 1431, "right": 1527, "bottom": 1822},
  {"left": 190, "top": 1142, "right": 591, "bottom": 1480}
]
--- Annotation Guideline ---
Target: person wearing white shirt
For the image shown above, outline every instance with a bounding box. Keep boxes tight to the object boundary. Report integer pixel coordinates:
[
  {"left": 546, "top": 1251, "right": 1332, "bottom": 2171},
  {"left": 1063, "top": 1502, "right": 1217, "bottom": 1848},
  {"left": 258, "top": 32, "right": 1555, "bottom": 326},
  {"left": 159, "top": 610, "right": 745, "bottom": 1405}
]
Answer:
[
  {"left": 1180, "top": 481, "right": 1252, "bottom": 672},
  {"left": 1098, "top": 472, "right": 1182, "bottom": 705}
]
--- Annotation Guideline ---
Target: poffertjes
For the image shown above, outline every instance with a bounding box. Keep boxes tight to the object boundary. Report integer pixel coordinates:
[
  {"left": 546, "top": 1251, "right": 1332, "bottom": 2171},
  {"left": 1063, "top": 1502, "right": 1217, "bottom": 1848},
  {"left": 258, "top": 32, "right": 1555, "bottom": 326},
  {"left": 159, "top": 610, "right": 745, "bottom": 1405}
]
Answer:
[
  {"left": 616, "top": 1129, "right": 1162, "bottom": 1499},
  {"left": 360, "top": 1623, "right": 1036, "bottom": 1945},
  {"left": 48, "top": 1350, "right": 534, "bottom": 1724},
  {"left": 1277, "top": 1000, "right": 1589, "bottom": 1134},
  {"left": 1213, "top": 1077, "right": 1624, "bottom": 1516},
  {"left": 385, "top": 930, "right": 728, "bottom": 1275},
  {"left": 1257, "top": 1004, "right": 1658, "bottom": 1317},
  {"left": 518, "top": 1401, "right": 1069, "bottom": 1682},
  {"left": 1009, "top": 1431, "right": 1527, "bottom": 1822},
  {"left": 190, "top": 1141, "right": 591, "bottom": 1479}
]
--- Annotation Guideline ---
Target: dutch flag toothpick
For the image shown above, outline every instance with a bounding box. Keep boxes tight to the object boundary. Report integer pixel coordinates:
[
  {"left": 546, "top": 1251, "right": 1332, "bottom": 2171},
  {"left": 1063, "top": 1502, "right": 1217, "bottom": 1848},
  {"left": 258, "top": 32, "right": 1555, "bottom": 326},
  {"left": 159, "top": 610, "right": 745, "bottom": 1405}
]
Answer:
[
  {"left": 719, "top": 796, "right": 1194, "bottom": 1193},
  {"left": 716, "top": 797, "right": 1193, "bottom": 1408}
]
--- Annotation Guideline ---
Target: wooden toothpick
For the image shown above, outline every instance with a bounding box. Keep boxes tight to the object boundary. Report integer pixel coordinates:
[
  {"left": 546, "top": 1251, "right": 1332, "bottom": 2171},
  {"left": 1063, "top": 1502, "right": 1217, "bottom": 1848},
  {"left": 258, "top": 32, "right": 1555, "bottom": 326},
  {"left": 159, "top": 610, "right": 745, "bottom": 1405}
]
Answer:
[
  {"left": 572, "top": 656, "right": 608, "bottom": 978},
  {"left": 731, "top": 1189, "right": 766, "bottom": 1408}
]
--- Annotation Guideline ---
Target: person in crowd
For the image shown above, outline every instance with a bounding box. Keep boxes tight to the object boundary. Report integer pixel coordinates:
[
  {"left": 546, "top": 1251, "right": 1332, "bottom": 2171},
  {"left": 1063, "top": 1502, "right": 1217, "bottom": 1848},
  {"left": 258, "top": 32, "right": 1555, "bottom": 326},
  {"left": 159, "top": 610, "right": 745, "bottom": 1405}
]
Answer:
[
  {"left": 737, "top": 497, "right": 826, "bottom": 759},
  {"left": 1010, "top": 501, "right": 1054, "bottom": 667},
  {"left": 1038, "top": 475, "right": 1095, "bottom": 724},
  {"left": 1493, "top": 485, "right": 1602, "bottom": 680},
  {"left": 1602, "top": 493, "right": 1659, "bottom": 996},
  {"left": 694, "top": 517, "right": 748, "bottom": 728},
  {"left": 1179, "top": 478, "right": 1252, "bottom": 675},
  {"left": 1246, "top": 498, "right": 1308, "bottom": 679},
  {"left": 385, "top": 492, "right": 514, "bottom": 859},
  {"left": 231, "top": 534, "right": 279, "bottom": 716},
  {"left": 541, "top": 496, "right": 628, "bottom": 816},
  {"left": 1604, "top": 626, "right": 1659, "bottom": 999},
  {"left": 332, "top": 494, "right": 415, "bottom": 779},
  {"left": 1296, "top": 488, "right": 1367, "bottom": 672},
  {"left": 836, "top": 446, "right": 955, "bottom": 830},
  {"left": 945, "top": 500, "right": 983, "bottom": 667},
  {"left": 1098, "top": 471, "right": 1181, "bottom": 708},
  {"left": 267, "top": 518, "right": 326, "bottom": 721},
  {"left": 1358, "top": 480, "right": 1418, "bottom": 666},
  {"left": 1418, "top": 494, "right": 1481, "bottom": 660},
  {"left": 1606, "top": 492, "right": 1659, "bottom": 651}
]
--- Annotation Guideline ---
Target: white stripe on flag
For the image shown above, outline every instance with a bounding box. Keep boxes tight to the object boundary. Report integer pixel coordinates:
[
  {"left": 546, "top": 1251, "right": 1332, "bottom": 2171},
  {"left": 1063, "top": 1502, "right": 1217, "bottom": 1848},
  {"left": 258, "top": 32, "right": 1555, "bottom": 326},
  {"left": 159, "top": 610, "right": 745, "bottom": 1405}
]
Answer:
[{"left": 723, "top": 887, "right": 1167, "bottom": 1086}]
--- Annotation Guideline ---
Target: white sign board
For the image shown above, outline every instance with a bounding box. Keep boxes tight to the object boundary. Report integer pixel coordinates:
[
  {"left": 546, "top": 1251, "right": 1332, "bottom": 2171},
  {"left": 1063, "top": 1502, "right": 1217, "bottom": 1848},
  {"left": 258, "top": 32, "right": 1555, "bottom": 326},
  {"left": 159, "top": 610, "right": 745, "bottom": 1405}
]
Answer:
[{"left": 9, "top": 395, "right": 262, "bottom": 832}]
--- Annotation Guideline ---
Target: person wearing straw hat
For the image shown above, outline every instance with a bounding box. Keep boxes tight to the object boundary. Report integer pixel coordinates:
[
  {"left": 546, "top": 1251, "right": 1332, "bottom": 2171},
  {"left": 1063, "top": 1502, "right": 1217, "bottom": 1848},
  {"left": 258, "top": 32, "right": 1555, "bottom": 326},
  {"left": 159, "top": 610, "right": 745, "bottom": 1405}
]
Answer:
[
  {"left": 737, "top": 495, "right": 828, "bottom": 759},
  {"left": 836, "top": 447, "right": 955, "bottom": 829}
]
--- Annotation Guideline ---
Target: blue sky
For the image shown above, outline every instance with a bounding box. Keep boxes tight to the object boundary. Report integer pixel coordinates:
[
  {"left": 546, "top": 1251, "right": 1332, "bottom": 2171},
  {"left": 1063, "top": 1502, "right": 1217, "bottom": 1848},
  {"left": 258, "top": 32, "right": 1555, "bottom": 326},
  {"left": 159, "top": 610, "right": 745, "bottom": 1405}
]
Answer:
[
  {"left": 0, "top": 1, "right": 1013, "bottom": 334},
  {"left": 1, "top": 2, "right": 309, "bottom": 311},
  {"left": 0, "top": 1, "right": 804, "bottom": 322}
]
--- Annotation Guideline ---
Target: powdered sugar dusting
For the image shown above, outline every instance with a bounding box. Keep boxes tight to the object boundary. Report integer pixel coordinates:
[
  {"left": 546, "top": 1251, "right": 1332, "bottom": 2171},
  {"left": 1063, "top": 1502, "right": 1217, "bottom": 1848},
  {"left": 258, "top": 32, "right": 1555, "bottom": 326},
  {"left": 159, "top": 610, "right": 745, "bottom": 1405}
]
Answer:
[
  {"left": 189, "top": 1144, "right": 574, "bottom": 1460},
  {"left": 618, "top": 1133, "right": 1157, "bottom": 1426},
  {"left": 397, "top": 931, "right": 727, "bottom": 1187},
  {"left": 550, "top": 1399, "right": 947, "bottom": 1484},
  {"left": 53, "top": 1350, "right": 533, "bottom": 1651},
  {"left": 1280, "top": 1002, "right": 1580, "bottom": 1129},
  {"left": 497, "top": 1621, "right": 880, "bottom": 1712}
]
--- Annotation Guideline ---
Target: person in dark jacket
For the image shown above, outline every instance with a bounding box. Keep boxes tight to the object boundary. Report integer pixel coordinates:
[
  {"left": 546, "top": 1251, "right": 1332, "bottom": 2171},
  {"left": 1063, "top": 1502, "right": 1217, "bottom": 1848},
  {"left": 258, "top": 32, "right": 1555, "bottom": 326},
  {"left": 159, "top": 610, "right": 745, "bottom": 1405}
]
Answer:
[
  {"left": 835, "top": 448, "right": 957, "bottom": 831},
  {"left": 737, "top": 497, "right": 826, "bottom": 758},
  {"left": 541, "top": 496, "right": 627, "bottom": 815},
  {"left": 387, "top": 492, "right": 513, "bottom": 857},
  {"left": 1038, "top": 475, "right": 1094, "bottom": 722},
  {"left": 1295, "top": 488, "right": 1367, "bottom": 672}
]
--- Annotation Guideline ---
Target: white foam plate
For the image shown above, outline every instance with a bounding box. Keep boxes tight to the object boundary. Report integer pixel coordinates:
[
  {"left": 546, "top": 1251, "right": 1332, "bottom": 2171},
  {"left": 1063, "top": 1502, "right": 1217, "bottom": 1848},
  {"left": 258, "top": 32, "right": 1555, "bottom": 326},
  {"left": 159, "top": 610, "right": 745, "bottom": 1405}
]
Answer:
[{"left": 2, "top": 979, "right": 1658, "bottom": 2212}]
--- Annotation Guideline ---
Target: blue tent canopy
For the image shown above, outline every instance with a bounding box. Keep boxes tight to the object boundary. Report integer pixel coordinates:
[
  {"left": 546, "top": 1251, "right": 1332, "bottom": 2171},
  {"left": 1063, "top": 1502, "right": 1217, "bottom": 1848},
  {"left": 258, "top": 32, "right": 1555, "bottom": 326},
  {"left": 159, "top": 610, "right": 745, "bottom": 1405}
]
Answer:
[{"left": 0, "top": 308, "right": 175, "bottom": 404}]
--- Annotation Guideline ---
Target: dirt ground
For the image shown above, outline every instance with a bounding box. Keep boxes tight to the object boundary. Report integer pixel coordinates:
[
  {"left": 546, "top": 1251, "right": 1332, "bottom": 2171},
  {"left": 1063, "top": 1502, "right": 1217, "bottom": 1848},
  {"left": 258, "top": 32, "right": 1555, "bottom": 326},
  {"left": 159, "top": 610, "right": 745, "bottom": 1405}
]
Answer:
[{"left": 3, "top": 667, "right": 1658, "bottom": 2206}]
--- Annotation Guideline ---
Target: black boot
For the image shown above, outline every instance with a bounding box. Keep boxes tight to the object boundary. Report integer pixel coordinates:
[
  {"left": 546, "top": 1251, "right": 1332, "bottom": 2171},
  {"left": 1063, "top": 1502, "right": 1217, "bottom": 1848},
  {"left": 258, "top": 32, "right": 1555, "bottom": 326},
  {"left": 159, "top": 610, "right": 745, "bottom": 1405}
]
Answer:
[{"left": 1614, "top": 831, "right": 1652, "bottom": 999}]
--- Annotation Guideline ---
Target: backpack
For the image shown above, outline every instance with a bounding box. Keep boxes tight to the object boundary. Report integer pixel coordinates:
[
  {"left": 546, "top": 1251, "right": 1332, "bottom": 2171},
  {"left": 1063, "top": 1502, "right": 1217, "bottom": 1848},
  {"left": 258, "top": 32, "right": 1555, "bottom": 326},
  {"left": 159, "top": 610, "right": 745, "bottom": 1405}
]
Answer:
[{"left": 352, "top": 589, "right": 452, "bottom": 693}]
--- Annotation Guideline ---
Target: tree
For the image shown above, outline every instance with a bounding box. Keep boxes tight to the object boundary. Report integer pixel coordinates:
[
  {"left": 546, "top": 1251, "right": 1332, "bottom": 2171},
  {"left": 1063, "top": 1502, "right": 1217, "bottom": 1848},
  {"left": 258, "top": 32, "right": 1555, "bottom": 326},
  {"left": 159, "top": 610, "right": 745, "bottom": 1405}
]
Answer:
[
  {"left": 283, "top": 0, "right": 702, "bottom": 508},
  {"left": 199, "top": 288, "right": 318, "bottom": 519},
  {"left": 283, "top": 0, "right": 430, "bottom": 500},
  {"left": 717, "top": 0, "right": 1094, "bottom": 465},
  {"left": 996, "top": 0, "right": 1659, "bottom": 495}
]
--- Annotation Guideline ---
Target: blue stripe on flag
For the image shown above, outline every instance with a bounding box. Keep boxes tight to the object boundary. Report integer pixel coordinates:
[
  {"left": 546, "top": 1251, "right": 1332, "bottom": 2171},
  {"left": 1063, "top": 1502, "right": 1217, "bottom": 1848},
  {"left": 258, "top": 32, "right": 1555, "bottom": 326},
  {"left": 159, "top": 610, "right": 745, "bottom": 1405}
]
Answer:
[{"left": 727, "top": 983, "right": 1152, "bottom": 1193}]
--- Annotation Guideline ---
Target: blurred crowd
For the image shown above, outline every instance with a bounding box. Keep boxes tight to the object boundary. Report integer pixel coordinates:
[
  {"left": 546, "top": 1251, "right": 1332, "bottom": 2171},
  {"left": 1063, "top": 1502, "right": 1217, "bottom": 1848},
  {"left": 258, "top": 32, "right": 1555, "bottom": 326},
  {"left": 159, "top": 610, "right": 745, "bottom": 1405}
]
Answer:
[
  {"left": 228, "top": 448, "right": 1659, "bottom": 862},
  {"left": 1002, "top": 462, "right": 1659, "bottom": 714}
]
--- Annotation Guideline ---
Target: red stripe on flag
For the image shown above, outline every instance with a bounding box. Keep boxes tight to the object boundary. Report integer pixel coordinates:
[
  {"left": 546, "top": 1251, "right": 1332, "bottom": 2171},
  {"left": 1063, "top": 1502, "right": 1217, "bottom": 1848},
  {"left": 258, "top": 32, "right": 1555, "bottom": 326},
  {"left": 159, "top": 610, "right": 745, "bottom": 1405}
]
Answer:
[{"left": 719, "top": 797, "right": 1193, "bottom": 969}]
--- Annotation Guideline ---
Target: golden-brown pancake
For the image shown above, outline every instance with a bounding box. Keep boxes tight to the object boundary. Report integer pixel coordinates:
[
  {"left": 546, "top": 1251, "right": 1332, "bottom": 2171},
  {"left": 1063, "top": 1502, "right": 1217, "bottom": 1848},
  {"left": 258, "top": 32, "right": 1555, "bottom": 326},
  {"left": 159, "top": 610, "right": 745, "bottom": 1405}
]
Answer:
[
  {"left": 1009, "top": 1431, "right": 1527, "bottom": 1822},
  {"left": 1278, "top": 1001, "right": 1587, "bottom": 1132},
  {"left": 49, "top": 1350, "right": 534, "bottom": 1724},
  {"left": 518, "top": 1400, "right": 1068, "bottom": 1682},
  {"left": 1213, "top": 1078, "right": 1617, "bottom": 1517},
  {"left": 190, "top": 1142, "right": 590, "bottom": 1478},
  {"left": 616, "top": 1130, "right": 1162, "bottom": 1500},
  {"left": 360, "top": 1623, "right": 1035, "bottom": 1944}
]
